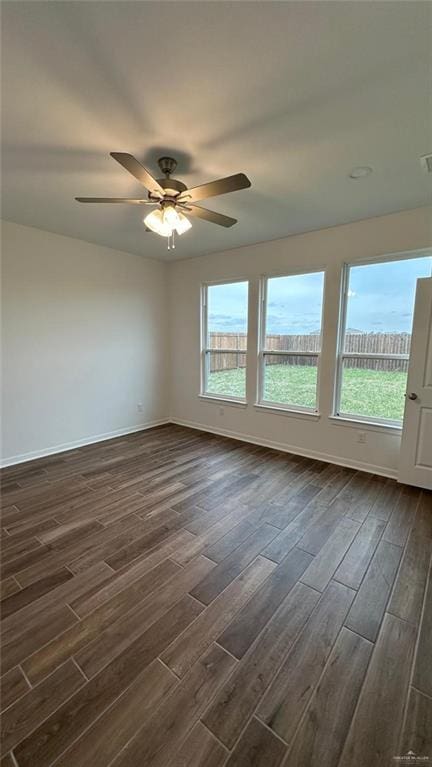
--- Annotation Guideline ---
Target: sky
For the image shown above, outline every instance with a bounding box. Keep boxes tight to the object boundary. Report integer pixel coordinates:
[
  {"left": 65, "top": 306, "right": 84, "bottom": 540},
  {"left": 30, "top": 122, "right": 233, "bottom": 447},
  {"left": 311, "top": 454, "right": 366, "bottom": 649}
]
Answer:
[
  {"left": 207, "top": 255, "right": 432, "bottom": 335},
  {"left": 345, "top": 256, "right": 432, "bottom": 333}
]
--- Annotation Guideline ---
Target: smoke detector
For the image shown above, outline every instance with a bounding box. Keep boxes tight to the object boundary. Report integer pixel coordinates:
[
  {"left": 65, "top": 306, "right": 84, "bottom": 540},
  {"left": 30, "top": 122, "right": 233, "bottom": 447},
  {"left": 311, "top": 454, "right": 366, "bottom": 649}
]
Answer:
[{"left": 349, "top": 166, "right": 373, "bottom": 179}]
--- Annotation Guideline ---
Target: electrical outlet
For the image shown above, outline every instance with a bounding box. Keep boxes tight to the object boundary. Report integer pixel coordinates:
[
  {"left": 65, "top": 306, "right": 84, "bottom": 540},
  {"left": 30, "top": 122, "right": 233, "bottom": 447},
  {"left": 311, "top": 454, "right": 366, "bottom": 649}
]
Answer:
[
  {"left": 137, "top": 402, "right": 143, "bottom": 413},
  {"left": 357, "top": 431, "right": 367, "bottom": 444},
  {"left": 219, "top": 407, "right": 225, "bottom": 416}
]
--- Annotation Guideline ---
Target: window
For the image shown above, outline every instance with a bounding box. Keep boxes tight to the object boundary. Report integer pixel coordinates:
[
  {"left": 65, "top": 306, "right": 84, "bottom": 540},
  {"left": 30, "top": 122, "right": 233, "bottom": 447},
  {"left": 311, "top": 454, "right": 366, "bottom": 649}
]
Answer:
[
  {"left": 201, "top": 281, "right": 248, "bottom": 400},
  {"left": 258, "top": 271, "right": 325, "bottom": 411},
  {"left": 335, "top": 254, "right": 432, "bottom": 425}
]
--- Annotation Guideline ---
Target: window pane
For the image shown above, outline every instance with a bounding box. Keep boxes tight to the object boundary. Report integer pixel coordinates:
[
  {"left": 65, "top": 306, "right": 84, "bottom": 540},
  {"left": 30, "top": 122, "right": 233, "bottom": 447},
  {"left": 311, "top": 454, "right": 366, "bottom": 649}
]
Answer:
[
  {"left": 262, "top": 354, "right": 318, "bottom": 410},
  {"left": 265, "top": 272, "right": 324, "bottom": 351},
  {"left": 344, "top": 256, "right": 432, "bottom": 351},
  {"left": 206, "top": 352, "right": 246, "bottom": 398},
  {"left": 207, "top": 282, "right": 248, "bottom": 349},
  {"left": 339, "top": 357, "right": 409, "bottom": 422},
  {"left": 340, "top": 254, "right": 431, "bottom": 422}
]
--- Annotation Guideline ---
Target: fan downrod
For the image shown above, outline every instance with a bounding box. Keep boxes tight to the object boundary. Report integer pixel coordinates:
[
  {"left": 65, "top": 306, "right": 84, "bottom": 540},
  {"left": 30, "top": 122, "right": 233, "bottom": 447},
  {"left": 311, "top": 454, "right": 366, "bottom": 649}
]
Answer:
[{"left": 158, "top": 157, "right": 177, "bottom": 177}]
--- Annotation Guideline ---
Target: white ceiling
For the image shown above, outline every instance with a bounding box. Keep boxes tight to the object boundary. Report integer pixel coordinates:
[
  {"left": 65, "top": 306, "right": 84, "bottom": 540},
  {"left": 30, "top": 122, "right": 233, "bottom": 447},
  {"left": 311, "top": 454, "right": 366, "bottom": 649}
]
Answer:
[{"left": 2, "top": 1, "right": 431, "bottom": 262}]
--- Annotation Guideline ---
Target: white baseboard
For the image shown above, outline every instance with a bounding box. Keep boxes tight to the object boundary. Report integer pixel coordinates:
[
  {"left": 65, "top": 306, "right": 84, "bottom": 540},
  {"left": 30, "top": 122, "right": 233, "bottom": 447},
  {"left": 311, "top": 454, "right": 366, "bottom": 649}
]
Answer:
[
  {"left": 170, "top": 417, "right": 398, "bottom": 480},
  {"left": 0, "top": 419, "right": 170, "bottom": 468},
  {"left": 1, "top": 415, "right": 398, "bottom": 479}
]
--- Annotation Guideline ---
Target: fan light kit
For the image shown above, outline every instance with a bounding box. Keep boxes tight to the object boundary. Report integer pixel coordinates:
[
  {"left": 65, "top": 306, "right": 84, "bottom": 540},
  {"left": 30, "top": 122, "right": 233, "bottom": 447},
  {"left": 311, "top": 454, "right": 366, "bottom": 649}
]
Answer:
[
  {"left": 144, "top": 204, "right": 192, "bottom": 248},
  {"left": 76, "top": 154, "right": 251, "bottom": 250}
]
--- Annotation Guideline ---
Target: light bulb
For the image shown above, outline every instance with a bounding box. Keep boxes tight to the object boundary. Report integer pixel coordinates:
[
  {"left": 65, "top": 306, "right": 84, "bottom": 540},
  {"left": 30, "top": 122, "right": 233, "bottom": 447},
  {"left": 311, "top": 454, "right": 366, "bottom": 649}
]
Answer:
[
  {"left": 175, "top": 212, "right": 192, "bottom": 235},
  {"left": 144, "top": 209, "right": 172, "bottom": 237}
]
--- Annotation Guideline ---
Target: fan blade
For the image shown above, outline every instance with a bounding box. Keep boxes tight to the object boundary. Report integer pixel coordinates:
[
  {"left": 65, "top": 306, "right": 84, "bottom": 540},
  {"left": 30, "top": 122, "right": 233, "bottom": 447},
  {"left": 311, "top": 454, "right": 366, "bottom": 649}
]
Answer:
[
  {"left": 75, "top": 197, "right": 157, "bottom": 204},
  {"left": 185, "top": 204, "right": 237, "bottom": 228},
  {"left": 110, "top": 153, "right": 165, "bottom": 196},
  {"left": 178, "top": 173, "right": 250, "bottom": 203}
]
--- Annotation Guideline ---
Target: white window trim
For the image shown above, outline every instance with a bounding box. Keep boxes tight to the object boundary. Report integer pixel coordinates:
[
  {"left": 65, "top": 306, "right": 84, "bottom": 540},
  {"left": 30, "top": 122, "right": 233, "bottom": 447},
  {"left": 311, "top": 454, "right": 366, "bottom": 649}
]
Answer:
[
  {"left": 198, "top": 394, "right": 247, "bottom": 408},
  {"left": 200, "top": 280, "right": 248, "bottom": 403},
  {"left": 254, "top": 402, "right": 321, "bottom": 420},
  {"left": 343, "top": 247, "right": 432, "bottom": 269},
  {"left": 257, "top": 269, "right": 325, "bottom": 415},
  {"left": 333, "top": 252, "right": 432, "bottom": 427}
]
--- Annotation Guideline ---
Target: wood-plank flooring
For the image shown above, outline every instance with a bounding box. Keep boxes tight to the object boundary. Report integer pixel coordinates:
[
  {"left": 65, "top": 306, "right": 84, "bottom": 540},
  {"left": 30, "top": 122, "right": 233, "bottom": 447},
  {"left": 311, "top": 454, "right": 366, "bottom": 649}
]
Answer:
[{"left": 1, "top": 424, "right": 431, "bottom": 767}]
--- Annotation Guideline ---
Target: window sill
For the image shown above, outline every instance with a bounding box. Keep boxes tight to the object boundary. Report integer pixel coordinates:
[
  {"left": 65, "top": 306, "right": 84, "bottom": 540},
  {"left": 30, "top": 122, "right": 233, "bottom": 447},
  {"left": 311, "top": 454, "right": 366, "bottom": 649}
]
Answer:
[
  {"left": 329, "top": 415, "right": 402, "bottom": 434},
  {"left": 198, "top": 394, "right": 247, "bottom": 409},
  {"left": 254, "top": 403, "right": 320, "bottom": 421}
]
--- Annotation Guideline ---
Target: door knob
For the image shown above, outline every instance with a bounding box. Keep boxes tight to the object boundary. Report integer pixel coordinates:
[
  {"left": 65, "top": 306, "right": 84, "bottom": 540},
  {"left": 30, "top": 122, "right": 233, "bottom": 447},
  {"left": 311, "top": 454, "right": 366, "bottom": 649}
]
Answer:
[{"left": 408, "top": 392, "right": 418, "bottom": 400}]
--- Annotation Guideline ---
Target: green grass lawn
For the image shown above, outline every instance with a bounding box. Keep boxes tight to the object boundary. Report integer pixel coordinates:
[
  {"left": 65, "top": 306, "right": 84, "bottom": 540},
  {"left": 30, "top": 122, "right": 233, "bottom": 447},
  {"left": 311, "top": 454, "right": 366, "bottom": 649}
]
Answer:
[{"left": 207, "top": 364, "right": 407, "bottom": 421}]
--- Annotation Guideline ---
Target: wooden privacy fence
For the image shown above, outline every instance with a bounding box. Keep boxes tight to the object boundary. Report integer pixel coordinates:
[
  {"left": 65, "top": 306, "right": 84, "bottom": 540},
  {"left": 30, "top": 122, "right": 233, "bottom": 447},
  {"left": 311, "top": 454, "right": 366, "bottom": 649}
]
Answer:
[{"left": 209, "top": 332, "right": 411, "bottom": 372}]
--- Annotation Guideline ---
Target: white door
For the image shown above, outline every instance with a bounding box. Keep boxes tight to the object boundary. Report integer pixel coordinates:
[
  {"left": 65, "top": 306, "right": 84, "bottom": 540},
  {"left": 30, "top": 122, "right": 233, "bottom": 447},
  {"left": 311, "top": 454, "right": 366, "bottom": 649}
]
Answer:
[{"left": 399, "top": 277, "right": 432, "bottom": 489}]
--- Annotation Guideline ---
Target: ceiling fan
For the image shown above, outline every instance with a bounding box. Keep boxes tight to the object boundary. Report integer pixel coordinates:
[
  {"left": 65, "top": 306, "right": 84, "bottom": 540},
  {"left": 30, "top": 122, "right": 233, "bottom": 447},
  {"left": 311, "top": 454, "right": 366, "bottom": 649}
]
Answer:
[{"left": 76, "top": 153, "right": 251, "bottom": 249}]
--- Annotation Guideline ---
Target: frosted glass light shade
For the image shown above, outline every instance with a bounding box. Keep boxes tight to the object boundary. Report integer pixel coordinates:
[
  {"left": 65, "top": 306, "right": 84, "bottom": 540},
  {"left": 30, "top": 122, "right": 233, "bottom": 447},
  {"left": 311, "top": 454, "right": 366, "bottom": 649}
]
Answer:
[
  {"left": 144, "top": 209, "right": 172, "bottom": 237},
  {"left": 163, "top": 205, "right": 180, "bottom": 229},
  {"left": 175, "top": 212, "right": 192, "bottom": 234}
]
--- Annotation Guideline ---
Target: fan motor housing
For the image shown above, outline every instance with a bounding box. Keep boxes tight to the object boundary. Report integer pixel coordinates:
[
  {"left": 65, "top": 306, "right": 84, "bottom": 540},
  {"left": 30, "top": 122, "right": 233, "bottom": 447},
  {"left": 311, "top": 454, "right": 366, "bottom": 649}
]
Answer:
[
  {"left": 147, "top": 156, "right": 188, "bottom": 199},
  {"left": 149, "top": 176, "right": 187, "bottom": 200}
]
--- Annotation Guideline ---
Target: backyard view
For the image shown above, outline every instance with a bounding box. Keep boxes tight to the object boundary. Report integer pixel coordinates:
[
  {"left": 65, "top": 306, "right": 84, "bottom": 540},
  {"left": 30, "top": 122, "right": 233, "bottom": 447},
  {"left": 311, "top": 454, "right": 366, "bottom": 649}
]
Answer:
[
  {"left": 205, "top": 256, "right": 432, "bottom": 422},
  {"left": 207, "top": 329, "right": 411, "bottom": 418},
  {"left": 206, "top": 361, "right": 408, "bottom": 420}
]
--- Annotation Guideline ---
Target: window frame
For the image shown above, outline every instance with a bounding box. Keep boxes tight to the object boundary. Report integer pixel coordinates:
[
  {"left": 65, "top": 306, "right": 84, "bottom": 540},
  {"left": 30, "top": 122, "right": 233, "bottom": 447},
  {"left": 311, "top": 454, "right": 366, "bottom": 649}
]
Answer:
[
  {"left": 200, "top": 278, "right": 249, "bottom": 403},
  {"left": 257, "top": 268, "right": 326, "bottom": 415},
  {"left": 333, "top": 250, "right": 432, "bottom": 427}
]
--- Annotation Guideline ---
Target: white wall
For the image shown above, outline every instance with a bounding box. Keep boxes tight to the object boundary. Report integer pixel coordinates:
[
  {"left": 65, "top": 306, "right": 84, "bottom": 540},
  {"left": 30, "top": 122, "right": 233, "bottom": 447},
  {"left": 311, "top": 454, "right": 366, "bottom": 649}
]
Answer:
[
  {"left": 1, "top": 221, "right": 169, "bottom": 464},
  {"left": 169, "top": 207, "right": 432, "bottom": 478}
]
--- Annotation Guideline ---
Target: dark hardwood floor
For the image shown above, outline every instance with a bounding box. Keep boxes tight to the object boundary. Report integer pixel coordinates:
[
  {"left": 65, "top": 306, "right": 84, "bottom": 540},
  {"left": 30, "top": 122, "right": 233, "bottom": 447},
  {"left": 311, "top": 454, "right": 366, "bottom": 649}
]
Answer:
[{"left": 1, "top": 424, "right": 431, "bottom": 767}]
